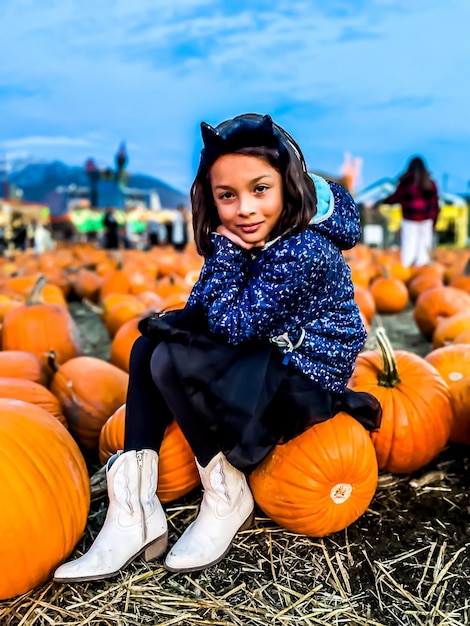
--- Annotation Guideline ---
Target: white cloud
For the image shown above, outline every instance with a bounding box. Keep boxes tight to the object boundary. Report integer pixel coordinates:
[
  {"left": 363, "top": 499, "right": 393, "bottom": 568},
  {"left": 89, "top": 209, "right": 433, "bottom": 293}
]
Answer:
[{"left": 1, "top": 136, "right": 96, "bottom": 149}]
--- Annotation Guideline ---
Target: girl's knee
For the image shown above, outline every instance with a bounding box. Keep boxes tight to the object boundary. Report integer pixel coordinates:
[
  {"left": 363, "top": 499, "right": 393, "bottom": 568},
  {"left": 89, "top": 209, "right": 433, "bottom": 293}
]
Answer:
[{"left": 129, "top": 336, "right": 158, "bottom": 371}]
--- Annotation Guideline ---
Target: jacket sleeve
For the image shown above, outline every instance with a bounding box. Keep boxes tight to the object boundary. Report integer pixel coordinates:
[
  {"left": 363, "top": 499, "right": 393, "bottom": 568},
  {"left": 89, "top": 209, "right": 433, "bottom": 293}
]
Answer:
[
  {"left": 380, "top": 183, "right": 404, "bottom": 205},
  {"left": 197, "top": 232, "right": 328, "bottom": 344}
]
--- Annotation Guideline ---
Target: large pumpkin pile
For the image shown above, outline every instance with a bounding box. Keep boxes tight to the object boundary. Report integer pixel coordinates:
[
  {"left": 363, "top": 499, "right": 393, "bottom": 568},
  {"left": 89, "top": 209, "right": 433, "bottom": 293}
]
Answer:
[
  {"left": 0, "top": 240, "right": 469, "bottom": 600},
  {"left": 0, "top": 243, "right": 203, "bottom": 600}
]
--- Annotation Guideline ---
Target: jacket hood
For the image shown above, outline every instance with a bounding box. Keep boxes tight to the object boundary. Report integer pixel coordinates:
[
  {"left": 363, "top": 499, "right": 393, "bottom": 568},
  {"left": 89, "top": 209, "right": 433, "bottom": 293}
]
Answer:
[{"left": 309, "top": 174, "right": 361, "bottom": 250}]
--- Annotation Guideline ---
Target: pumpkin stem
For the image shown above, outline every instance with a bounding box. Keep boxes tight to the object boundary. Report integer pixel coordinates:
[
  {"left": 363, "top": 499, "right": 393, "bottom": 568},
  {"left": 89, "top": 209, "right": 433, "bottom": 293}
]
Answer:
[
  {"left": 83, "top": 298, "right": 104, "bottom": 315},
  {"left": 47, "top": 350, "right": 60, "bottom": 373},
  {"left": 90, "top": 465, "right": 107, "bottom": 501},
  {"left": 376, "top": 326, "right": 401, "bottom": 387},
  {"left": 27, "top": 274, "right": 46, "bottom": 305},
  {"left": 114, "top": 250, "right": 123, "bottom": 270},
  {"left": 380, "top": 264, "right": 391, "bottom": 279}
]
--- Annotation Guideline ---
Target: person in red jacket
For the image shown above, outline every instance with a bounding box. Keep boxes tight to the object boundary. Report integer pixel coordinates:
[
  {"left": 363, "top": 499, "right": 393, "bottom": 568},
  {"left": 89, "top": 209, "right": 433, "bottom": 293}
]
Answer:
[{"left": 379, "top": 156, "right": 439, "bottom": 267}]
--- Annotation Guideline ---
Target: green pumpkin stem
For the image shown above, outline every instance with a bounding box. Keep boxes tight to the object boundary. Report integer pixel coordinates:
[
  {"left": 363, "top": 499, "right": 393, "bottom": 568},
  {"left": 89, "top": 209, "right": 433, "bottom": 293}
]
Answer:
[{"left": 376, "top": 326, "right": 401, "bottom": 387}]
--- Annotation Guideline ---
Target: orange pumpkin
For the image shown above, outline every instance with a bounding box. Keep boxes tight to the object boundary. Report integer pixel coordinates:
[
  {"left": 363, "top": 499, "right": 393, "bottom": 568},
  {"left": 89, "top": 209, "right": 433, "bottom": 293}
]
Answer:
[
  {"left": 407, "top": 273, "right": 443, "bottom": 303},
  {"left": 49, "top": 356, "right": 129, "bottom": 449},
  {"left": 153, "top": 247, "right": 180, "bottom": 277},
  {"left": 0, "top": 377, "right": 67, "bottom": 427},
  {"left": 449, "top": 275, "right": 470, "bottom": 295},
  {"left": 425, "top": 344, "right": 470, "bottom": 445},
  {"left": 369, "top": 276, "right": 409, "bottom": 314},
  {"left": 154, "top": 274, "right": 191, "bottom": 302},
  {"left": 0, "top": 350, "right": 49, "bottom": 386},
  {"left": 414, "top": 286, "right": 470, "bottom": 340},
  {"left": 432, "top": 312, "right": 470, "bottom": 349},
  {"left": 353, "top": 285, "right": 376, "bottom": 324},
  {"left": 0, "top": 294, "right": 23, "bottom": 323},
  {"left": 453, "top": 328, "right": 470, "bottom": 345},
  {"left": 0, "top": 399, "right": 89, "bottom": 600},
  {"left": 4, "top": 274, "right": 41, "bottom": 298},
  {"left": 349, "top": 327, "right": 453, "bottom": 473},
  {"left": 109, "top": 316, "right": 142, "bottom": 372},
  {"left": 409, "top": 262, "right": 446, "bottom": 283},
  {"left": 104, "top": 298, "right": 148, "bottom": 337},
  {"left": 249, "top": 412, "right": 378, "bottom": 537},
  {"left": 99, "top": 267, "right": 132, "bottom": 299},
  {"left": 2, "top": 276, "right": 83, "bottom": 368},
  {"left": 67, "top": 268, "right": 103, "bottom": 302},
  {"left": 99, "top": 404, "right": 200, "bottom": 503}
]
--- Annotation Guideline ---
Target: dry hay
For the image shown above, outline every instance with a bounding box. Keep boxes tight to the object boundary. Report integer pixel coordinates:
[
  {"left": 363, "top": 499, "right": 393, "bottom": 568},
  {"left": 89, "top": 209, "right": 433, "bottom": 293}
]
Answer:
[{"left": 1, "top": 305, "right": 469, "bottom": 625}]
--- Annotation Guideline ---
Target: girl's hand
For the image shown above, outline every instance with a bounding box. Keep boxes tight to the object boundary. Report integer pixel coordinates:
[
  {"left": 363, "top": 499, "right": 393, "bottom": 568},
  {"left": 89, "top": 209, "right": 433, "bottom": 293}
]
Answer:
[{"left": 216, "top": 225, "right": 264, "bottom": 249}]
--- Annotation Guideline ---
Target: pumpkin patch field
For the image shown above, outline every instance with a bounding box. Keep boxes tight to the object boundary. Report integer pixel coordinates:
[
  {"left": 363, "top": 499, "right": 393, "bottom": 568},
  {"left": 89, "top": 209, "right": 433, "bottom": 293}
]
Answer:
[{"left": 0, "top": 243, "right": 469, "bottom": 625}]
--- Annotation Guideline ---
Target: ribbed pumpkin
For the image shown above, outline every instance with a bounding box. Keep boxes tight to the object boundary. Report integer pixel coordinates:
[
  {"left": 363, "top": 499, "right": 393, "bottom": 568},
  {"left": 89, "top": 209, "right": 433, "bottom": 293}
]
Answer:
[
  {"left": 414, "top": 286, "right": 470, "bottom": 340},
  {"left": 425, "top": 344, "right": 470, "bottom": 445},
  {"left": 249, "top": 412, "right": 378, "bottom": 537},
  {"left": 369, "top": 275, "right": 409, "bottom": 314},
  {"left": 453, "top": 328, "right": 470, "bottom": 345},
  {"left": 109, "top": 316, "right": 141, "bottom": 372},
  {"left": 153, "top": 247, "right": 181, "bottom": 277},
  {"left": 99, "top": 267, "right": 132, "bottom": 299},
  {"left": 99, "top": 404, "right": 200, "bottom": 502},
  {"left": 407, "top": 273, "right": 443, "bottom": 303},
  {"left": 49, "top": 355, "right": 129, "bottom": 449},
  {"left": 449, "top": 275, "right": 470, "bottom": 295},
  {"left": 154, "top": 274, "right": 191, "bottom": 302},
  {"left": 432, "top": 312, "right": 470, "bottom": 349},
  {"left": 353, "top": 285, "right": 376, "bottom": 324},
  {"left": 2, "top": 276, "right": 83, "bottom": 368},
  {"left": 0, "top": 350, "right": 49, "bottom": 386},
  {"left": 0, "top": 377, "right": 67, "bottom": 427},
  {"left": 67, "top": 267, "right": 103, "bottom": 302},
  {"left": 103, "top": 297, "right": 147, "bottom": 338},
  {"left": 0, "top": 399, "right": 89, "bottom": 600},
  {"left": 349, "top": 327, "right": 453, "bottom": 473},
  {"left": 0, "top": 294, "right": 23, "bottom": 323}
]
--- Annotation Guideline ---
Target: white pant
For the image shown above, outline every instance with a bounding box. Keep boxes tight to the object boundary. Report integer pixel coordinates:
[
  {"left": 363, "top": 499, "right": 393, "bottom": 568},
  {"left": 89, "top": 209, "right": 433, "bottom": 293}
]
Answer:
[{"left": 400, "top": 219, "right": 433, "bottom": 267}]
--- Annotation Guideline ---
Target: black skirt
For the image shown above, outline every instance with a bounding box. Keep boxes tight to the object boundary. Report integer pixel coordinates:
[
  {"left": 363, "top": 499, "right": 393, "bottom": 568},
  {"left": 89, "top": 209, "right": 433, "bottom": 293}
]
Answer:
[{"left": 139, "top": 308, "right": 382, "bottom": 473}]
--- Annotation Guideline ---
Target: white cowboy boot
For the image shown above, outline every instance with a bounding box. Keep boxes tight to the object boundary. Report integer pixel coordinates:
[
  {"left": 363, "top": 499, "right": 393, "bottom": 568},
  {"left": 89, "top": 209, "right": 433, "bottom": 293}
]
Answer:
[
  {"left": 164, "top": 452, "right": 254, "bottom": 572},
  {"left": 53, "top": 449, "right": 168, "bottom": 582}
]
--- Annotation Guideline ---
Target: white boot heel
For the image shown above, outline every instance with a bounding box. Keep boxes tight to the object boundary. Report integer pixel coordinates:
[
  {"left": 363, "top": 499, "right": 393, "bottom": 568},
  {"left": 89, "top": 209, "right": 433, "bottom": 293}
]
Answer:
[
  {"left": 164, "top": 452, "right": 254, "bottom": 573},
  {"left": 144, "top": 531, "right": 169, "bottom": 561},
  {"left": 240, "top": 510, "right": 255, "bottom": 532}
]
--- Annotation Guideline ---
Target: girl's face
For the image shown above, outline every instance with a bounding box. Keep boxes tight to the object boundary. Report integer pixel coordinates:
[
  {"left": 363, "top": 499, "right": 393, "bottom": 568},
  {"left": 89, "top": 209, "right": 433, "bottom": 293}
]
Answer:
[{"left": 210, "top": 153, "right": 283, "bottom": 247}]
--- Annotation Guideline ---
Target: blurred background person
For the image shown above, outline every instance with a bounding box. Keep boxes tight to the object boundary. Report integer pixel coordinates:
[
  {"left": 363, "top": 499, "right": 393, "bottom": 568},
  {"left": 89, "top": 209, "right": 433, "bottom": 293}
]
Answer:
[
  {"left": 33, "top": 220, "right": 55, "bottom": 253},
  {"left": 171, "top": 204, "right": 189, "bottom": 251},
  {"left": 147, "top": 215, "right": 166, "bottom": 248},
  {"left": 379, "top": 156, "right": 439, "bottom": 267},
  {"left": 11, "top": 213, "right": 28, "bottom": 251},
  {"left": 102, "top": 207, "right": 120, "bottom": 249}
]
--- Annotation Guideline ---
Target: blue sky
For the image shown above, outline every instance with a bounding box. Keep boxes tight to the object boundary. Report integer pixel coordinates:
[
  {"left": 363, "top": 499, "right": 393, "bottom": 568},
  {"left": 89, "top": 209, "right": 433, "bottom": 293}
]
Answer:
[{"left": 1, "top": 0, "right": 469, "bottom": 195}]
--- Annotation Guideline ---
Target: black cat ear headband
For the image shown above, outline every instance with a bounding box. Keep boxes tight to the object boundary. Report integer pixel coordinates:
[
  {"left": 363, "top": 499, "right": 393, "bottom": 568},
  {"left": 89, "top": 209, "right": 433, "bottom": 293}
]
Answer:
[{"left": 199, "top": 114, "right": 303, "bottom": 169}]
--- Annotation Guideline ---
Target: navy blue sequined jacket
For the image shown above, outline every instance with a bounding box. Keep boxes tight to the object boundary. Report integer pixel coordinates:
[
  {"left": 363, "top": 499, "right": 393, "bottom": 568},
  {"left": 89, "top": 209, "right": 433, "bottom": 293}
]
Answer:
[{"left": 185, "top": 177, "right": 366, "bottom": 393}]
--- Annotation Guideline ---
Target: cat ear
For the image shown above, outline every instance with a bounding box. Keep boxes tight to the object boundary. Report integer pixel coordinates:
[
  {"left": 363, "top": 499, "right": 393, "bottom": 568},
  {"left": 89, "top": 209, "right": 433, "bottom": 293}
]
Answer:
[
  {"left": 200, "top": 122, "right": 225, "bottom": 150},
  {"left": 260, "top": 115, "right": 274, "bottom": 133}
]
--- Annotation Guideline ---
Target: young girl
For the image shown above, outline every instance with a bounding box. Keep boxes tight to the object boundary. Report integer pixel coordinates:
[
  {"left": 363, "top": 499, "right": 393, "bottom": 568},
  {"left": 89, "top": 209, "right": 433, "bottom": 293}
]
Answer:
[{"left": 54, "top": 113, "right": 381, "bottom": 582}]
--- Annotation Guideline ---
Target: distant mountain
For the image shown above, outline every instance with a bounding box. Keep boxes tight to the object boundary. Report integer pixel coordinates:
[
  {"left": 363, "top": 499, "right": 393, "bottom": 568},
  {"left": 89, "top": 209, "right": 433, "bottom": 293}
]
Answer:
[{"left": 6, "top": 159, "right": 189, "bottom": 209}]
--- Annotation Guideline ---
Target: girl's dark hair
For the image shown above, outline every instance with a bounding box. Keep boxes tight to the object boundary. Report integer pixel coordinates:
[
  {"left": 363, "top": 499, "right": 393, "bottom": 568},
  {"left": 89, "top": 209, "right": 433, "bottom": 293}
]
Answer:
[
  {"left": 191, "top": 113, "right": 317, "bottom": 256},
  {"left": 402, "top": 155, "right": 433, "bottom": 191}
]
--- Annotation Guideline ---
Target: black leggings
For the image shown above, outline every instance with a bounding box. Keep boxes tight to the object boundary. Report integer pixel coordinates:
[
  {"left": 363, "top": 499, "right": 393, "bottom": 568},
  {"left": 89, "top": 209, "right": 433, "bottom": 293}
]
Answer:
[{"left": 123, "top": 336, "right": 219, "bottom": 467}]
